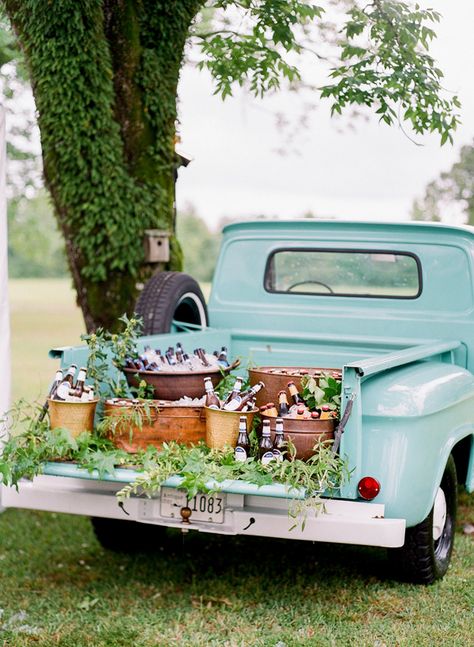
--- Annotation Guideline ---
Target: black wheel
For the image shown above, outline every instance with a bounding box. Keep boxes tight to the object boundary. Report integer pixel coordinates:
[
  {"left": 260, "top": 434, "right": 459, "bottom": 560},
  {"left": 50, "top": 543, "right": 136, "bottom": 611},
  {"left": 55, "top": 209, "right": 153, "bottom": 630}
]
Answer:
[
  {"left": 135, "top": 271, "right": 208, "bottom": 335},
  {"left": 388, "top": 455, "right": 457, "bottom": 584},
  {"left": 91, "top": 517, "right": 173, "bottom": 553}
]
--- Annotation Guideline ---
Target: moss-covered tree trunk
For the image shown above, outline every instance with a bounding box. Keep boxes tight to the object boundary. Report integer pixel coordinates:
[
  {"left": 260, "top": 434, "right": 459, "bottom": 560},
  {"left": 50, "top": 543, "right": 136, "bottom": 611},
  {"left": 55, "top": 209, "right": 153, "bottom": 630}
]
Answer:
[{"left": 4, "top": 0, "right": 203, "bottom": 331}]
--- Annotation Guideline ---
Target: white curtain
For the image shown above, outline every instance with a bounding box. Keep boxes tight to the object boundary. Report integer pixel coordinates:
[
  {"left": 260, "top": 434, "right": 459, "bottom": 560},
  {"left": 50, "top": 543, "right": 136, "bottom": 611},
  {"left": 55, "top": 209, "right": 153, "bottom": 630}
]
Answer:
[
  {"left": 0, "top": 107, "right": 10, "bottom": 429},
  {"left": 0, "top": 107, "right": 10, "bottom": 511}
]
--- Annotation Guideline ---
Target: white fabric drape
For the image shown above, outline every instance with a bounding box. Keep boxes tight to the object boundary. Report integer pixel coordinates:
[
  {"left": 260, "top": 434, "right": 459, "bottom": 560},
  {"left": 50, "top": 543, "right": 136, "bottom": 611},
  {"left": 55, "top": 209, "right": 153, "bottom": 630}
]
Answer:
[
  {"left": 0, "top": 107, "right": 10, "bottom": 426},
  {"left": 0, "top": 107, "right": 10, "bottom": 511}
]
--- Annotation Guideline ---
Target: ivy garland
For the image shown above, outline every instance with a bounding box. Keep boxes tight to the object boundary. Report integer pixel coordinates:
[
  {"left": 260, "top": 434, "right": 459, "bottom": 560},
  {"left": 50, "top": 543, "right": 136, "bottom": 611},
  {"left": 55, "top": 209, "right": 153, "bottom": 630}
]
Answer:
[{"left": 0, "top": 401, "right": 349, "bottom": 529}]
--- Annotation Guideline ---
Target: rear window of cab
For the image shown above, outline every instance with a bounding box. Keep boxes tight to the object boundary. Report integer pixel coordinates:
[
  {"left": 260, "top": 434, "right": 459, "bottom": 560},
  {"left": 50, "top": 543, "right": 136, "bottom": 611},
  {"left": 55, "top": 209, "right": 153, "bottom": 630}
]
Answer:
[{"left": 265, "top": 249, "right": 422, "bottom": 299}]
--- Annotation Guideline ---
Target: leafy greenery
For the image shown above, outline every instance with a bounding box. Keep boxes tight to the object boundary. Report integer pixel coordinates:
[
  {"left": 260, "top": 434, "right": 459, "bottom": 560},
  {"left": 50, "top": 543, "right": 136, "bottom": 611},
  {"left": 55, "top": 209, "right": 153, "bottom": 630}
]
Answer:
[
  {"left": 81, "top": 314, "right": 144, "bottom": 399},
  {"left": 320, "top": 1, "right": 460, "bottom": 145},
  {"left": 301, "top": 371, "right": 342, "bottom": 415},
  {"left": 1, "top": 1, "right": 460, "bottom": 330},
  {"left": 412, "top": 138, "right": 474, "bottom": 225},
  {"left": 0, "top": 399, "right": 136, "bottom": 487},
  {"left": 0, "top": 397, "right": 347, "bottom": 525}
]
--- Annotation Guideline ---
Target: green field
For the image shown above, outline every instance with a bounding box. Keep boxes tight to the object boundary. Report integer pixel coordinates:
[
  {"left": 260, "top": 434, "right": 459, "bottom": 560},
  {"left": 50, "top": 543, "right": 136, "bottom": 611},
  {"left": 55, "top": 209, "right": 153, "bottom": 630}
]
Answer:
[
  {"left": 9, "top": 279, "right": 85, "bottom": 403},
  {"left": 2, "top": 279, "right": 474, "bottom": 646}
]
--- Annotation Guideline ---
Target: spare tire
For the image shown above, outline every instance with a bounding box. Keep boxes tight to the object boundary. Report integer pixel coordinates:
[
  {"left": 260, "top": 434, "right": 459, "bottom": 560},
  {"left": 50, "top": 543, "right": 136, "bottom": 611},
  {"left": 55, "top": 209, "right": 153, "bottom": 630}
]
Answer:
[{"left": 135, "top": 271, "right": 208, "bottom": 335}]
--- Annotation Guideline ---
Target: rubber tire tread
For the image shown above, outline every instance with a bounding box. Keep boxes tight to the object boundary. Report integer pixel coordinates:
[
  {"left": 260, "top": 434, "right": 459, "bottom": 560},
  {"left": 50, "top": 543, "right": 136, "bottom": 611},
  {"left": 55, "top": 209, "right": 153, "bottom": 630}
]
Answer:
[
  {"left": 91, "top": 517, "right": 170, "bottom": 553},
  {"left": 388, "top": 455, "right": 457, "bottom": 585},
  {"left": 135, "top": 271, "right": 208, "bottom": 335}
]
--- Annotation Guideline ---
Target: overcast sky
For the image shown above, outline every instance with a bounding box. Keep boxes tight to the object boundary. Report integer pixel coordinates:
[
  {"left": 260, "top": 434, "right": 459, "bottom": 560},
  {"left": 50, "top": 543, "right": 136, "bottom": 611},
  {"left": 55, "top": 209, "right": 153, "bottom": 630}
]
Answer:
[{"left": 176, "top": 1, "right": 474, "bottom": 230}]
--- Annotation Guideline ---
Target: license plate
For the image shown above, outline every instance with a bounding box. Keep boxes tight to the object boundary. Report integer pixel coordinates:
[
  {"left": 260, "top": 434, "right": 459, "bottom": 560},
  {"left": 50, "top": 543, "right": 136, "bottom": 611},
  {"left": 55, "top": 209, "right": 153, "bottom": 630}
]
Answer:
[{"left": 160, "top": 487, "right": 225, "bottom": 524}]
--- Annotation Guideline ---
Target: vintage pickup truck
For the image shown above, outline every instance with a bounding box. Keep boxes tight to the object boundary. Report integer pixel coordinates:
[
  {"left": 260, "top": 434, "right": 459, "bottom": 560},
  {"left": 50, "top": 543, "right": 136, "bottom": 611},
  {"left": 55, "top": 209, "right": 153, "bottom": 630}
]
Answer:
[{"left": 2, "top": 219, "right": 474, "bottom": 584}]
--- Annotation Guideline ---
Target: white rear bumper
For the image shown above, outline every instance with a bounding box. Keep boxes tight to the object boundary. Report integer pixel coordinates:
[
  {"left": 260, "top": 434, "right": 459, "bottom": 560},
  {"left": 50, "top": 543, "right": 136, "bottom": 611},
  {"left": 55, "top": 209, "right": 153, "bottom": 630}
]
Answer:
[{"left": 1, "top": 476, "right": 405, "bottom": 548}]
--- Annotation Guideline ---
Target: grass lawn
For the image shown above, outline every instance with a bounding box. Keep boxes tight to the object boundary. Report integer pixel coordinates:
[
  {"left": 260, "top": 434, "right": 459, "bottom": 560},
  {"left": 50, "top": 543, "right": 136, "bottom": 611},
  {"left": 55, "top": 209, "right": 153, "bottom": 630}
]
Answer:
[
  {"left": 2, "top": 278, "right": 474, "bottom": 646},
  {"left": 9, "top": 278, "right": 85, "bottom": 403}
]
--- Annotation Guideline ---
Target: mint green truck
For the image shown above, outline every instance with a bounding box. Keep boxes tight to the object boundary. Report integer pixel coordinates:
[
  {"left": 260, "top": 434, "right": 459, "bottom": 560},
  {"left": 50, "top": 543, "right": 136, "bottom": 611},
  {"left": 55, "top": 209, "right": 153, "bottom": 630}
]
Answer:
[{"left": 3, "top": 220, "right": 474, "bottom": 584}]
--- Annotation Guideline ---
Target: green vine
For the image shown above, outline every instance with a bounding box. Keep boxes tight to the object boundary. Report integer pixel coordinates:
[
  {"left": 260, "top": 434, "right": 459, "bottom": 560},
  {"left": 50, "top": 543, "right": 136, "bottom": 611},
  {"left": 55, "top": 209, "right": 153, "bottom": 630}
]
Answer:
[{"left": 81, "top": 313, "right": 145, "bottom": 399}]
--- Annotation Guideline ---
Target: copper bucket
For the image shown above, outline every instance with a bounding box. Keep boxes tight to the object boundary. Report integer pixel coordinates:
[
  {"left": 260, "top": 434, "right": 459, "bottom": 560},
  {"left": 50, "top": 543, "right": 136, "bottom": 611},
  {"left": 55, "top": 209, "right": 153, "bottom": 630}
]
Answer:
[
  {"left": 249, "top": 366, "right": 340, "bottom": 408},
  {"left": 104, "top": 400, "right": 206, "bottom": 452},
  {"left": 261, "top": 414, "right": 336, "bottom": 461},
  {"left": 48, "top": 398, "right": 99, "bottom": 438}
]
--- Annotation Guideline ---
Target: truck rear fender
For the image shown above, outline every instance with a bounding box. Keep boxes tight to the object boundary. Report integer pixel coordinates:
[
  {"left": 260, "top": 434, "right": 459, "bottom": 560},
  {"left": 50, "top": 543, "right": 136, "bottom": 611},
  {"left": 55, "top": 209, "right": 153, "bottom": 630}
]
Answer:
[{"left": 359, "top": 360, "right": 474, "bottom": 525}]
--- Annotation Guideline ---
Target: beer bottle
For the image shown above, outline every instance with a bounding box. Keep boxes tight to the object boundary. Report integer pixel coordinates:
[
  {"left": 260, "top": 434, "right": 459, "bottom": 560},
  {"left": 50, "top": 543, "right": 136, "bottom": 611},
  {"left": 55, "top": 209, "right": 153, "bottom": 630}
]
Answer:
[
  {"left": 138, "top": 353, "right": 151, "bottom": 369},
  {"left": 273, "top": 417, "right": 285, "bottom": 461},
  {"left": 155, "top": 349, "right": 167, "bottom": 364},
  {"left": 204, "top": 377, "right": 220, "bottom": 409},
  {"left": 165, "top": 350, "right": 177, "bottom": 366},
  {"left": 217, "top": 346, "right": 229, "bottom": 367},
  {"left": 260, "top": 404, "right": 268, "bottom": 415},
  {"left": 70, "top": 367, "right": 87, "bottom": 399},
  {"left": 223, "top": 381, "right": 265, "bottom": 411},
  {"left": 54, "top": 364, "right": 77, "bottom": 401},
  {"left": 49, "top": 369, "right": 64, "bottom": 399},
  {"left": 37, "top": 369, "right": 64, "bottom": 422},
  {"left": 265, "top": 402, "right": 278, "bottom": 417},
  {"left": 182, "top": 352, "right": 195, "bottom": 370},
  {"left": 243, "top": 397, "right": 256, "bottom": 412},
  {"left": 296, "top": 405, "right": 307, "bottom": 419},
  {"left": 259, "top": 420, "right": 274, "bottom": 464},
  {"left": 223, "top": 376, "right": 243, "bottom": 406},
  {"left": 277, "top": 390, "right": 290, "bottom": 416},
  {"left": 320, "top": 405, "right": 331, "bottom": 420},
  {"left": 143, "top": 345, "right": 155, "bottom": 363},
  {"left": 287, "top": 381, "right": 304, "bottom": 405},
  {"left": 234, "top": 416, "right": 250, "bottom": 462},
  {"left": 198, "top": 348, "right": 210, "bottom": 367},
  {"left": 311, "top": 410, "right": 320, "bottom": 420}
]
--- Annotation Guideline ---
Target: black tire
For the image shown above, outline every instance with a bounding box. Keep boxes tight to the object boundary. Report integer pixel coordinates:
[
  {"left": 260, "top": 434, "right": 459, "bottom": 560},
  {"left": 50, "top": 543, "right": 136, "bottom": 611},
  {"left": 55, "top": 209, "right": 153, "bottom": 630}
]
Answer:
[
  {"left": 91, "top": 517, "right": 172, "bottom": 553},
  {"left": 388, "top": 455, "right": 457, "bottom": 584},
  {"left": 135, "top": 271, "right": 208, "bottom": 335}
]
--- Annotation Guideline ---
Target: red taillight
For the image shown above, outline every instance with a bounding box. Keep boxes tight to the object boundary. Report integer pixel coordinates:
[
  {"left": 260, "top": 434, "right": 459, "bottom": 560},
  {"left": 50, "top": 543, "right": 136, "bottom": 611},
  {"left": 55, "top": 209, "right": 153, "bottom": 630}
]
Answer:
[{"left": 358, "top": 476, "right": 380, "bottom": 500}]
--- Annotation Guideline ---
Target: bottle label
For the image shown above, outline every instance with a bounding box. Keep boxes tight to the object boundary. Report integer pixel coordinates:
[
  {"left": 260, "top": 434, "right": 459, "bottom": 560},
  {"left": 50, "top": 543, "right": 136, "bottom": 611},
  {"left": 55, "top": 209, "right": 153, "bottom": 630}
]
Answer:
[
  {"left": 223, "top": 397, "right": 242, "bottom": 411},
  {"left": 272, "top": 449, "right": 283, "bottom": 462},
  {"left": 234, "top": 446, "right": 247, "bottom": 462},
  {"left": 261, "top": 451, "right": 274, "bottom": 465},
  {"left": 55, "top": 382, "right": 70, "bottom": 401}
]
